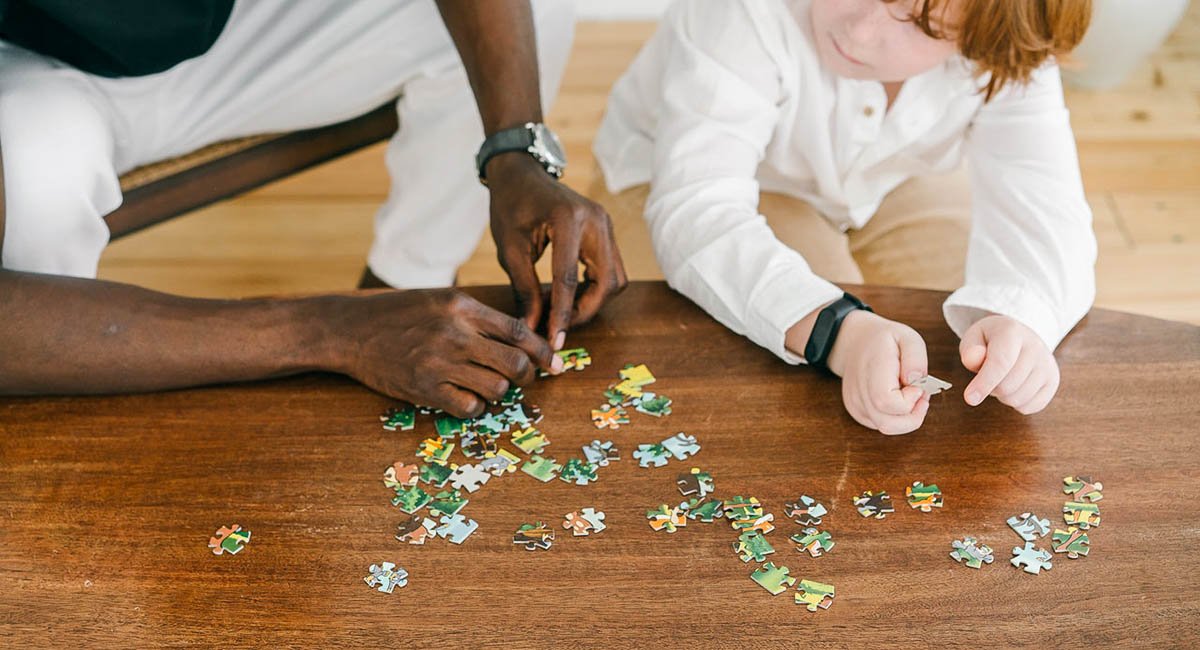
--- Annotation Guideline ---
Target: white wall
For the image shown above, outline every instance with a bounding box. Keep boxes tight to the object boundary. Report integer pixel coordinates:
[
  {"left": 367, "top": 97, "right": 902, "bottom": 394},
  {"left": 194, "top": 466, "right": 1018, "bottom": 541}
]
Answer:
[{"left": 576, "top": 0, "right": 669, "bottom": 20}]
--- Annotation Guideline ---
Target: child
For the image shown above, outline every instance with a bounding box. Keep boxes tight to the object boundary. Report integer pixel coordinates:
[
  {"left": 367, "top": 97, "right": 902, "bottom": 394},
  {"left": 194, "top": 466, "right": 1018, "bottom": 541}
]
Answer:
[{"left": 593, "top": 0, "right": 1096, "bottom": 434}]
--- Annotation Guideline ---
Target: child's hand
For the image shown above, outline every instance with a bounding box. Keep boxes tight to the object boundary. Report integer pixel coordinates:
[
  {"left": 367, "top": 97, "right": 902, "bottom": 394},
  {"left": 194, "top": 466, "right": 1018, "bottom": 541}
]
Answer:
[
  {"left": 959, "top": 315, "right": 1060, "bottom": 414},
  {"left": 827, "top": 311, "right": 930, "bottom": 435}
]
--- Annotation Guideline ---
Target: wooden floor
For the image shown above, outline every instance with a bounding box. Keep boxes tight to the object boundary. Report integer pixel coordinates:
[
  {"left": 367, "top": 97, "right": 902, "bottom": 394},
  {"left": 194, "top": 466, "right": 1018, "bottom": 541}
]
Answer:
[{"left": 98, "top": 11, "right": 1200, "bottom": 324}]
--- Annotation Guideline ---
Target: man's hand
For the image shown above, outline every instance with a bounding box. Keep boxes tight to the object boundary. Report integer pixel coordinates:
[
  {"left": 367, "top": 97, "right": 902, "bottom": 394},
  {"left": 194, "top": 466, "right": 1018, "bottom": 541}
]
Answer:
[
  {"left": 825, "top": 311, "right": 931, "bottom": 435},
  {"left": 332, "top": 288, "right": 563, "bottom": 418},
  {"left": 486, "top": 153, "right": 626, "bottom": 348},
  {"left": 960, "top": 314, "right": 1060, "bottom": 414}
]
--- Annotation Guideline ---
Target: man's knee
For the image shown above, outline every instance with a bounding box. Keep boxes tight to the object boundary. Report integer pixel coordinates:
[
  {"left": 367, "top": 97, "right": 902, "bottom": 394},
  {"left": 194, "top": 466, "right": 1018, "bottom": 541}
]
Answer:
[{"left": 0, "top": 79, "right": 121, "bottom": 276}]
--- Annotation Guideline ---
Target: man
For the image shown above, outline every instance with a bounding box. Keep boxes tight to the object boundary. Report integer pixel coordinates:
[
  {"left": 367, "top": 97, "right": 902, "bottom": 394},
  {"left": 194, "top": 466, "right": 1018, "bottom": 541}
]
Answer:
[{"left": 0, "top": 0, "right": 627, "bottom": 417}]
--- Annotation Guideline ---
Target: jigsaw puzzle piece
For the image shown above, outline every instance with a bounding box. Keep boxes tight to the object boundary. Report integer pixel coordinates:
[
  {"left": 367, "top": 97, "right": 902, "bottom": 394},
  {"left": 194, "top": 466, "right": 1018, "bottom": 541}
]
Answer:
[
  {"left": 435, "top": 514, "right": 478, "bottom": 544},
  {"left": 208, "top": 524, "right": 251, "bottom": 556},
  {"left": 1006, "top": 512, "right": 1051, "bottom": 542},
  {"left": 1063, "top": 475, "right": 1103, "bottom": 503},
  {"left": 950, "top": 536, "right": 995, "bottom": 569},
  {"left": 380, "top": 405, "right": 415, "bottom": 431},
  {"left": 1051, "top": 527, "right": 1090, "bottom": 559},
  {"left": 364, "top": 562, "right": 408, "bottom": 593},
  {"left": 513, "top": 522, "right": 554, "bottom": 550},
  {"left": 905, "top": 481, "right": 943, "bottom": 512},
  {"left": 660, "top": 432, "right": 700, "bottom": 460},
  {"left": 795, "top": 580, "right": 835, "bottom": 611},
  {"left": 395, "top": 514, "right": 436, "bottom": 545},
  {"left": 1010, "top": 542, "right": 1054, "bottom": 574},
  {"left": 784, "top": 495, "right": 828, "bottom": 526},
  {"left": 521, "top": 455, "right": 562, "bottom": 482},
  {"left": 751, "top": 562, "right": 797, "bottom": 595},
  {"left": 733, "top": 530, "right": 775, "bottom": 563}
]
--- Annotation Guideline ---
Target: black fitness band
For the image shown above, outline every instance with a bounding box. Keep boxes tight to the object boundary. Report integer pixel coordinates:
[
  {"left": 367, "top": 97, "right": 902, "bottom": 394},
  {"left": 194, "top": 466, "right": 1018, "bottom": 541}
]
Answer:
[{"left": 803, "top": 292, "right": 873, "bottom": 374}]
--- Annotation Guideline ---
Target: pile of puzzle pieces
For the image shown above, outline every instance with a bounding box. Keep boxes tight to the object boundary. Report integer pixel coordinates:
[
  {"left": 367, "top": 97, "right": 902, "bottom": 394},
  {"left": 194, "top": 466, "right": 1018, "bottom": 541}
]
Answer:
[
  {"left": 592, "top": 363, "right": 673, "bottom": 430},
  {"left": 950, "top": 474, "right": 1102, "bottom": 575}
]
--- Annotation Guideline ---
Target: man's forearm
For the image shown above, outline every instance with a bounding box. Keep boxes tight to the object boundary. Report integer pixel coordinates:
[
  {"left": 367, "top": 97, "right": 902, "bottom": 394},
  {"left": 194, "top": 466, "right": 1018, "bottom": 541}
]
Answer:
[
  {"left": 435, "top": 0, "right": 543, "bottom": 134},
  {"left": 0, "top": 270, "right": 339, "bottom": 395}
]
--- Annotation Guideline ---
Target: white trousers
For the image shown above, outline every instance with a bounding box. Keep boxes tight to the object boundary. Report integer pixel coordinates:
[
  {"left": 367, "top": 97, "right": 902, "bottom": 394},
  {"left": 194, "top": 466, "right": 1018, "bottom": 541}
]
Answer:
[{"left": 0, "top": 0, "right": 575, "bottom": 286}]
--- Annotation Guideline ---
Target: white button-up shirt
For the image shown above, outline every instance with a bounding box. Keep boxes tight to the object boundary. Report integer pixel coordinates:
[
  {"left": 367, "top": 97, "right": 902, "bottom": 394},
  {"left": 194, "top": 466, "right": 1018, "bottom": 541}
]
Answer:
[{"left": 593, "top": 0, "right": 1097, "bottom": 363}]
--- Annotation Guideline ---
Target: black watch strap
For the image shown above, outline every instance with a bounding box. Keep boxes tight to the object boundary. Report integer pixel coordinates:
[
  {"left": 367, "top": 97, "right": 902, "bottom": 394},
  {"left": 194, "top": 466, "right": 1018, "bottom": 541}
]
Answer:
[
  {"left": 475, "top": 126, "right": 534, "bottom": 183},
  {"left": 803, "top": 292, "right": 873, "bottom": 374}
]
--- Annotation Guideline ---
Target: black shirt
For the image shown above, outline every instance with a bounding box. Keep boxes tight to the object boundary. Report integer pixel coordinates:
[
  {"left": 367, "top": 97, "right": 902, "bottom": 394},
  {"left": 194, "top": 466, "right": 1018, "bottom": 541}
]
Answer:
[{"left": 0, "top": 0, "right": 235, "bottom": 78}]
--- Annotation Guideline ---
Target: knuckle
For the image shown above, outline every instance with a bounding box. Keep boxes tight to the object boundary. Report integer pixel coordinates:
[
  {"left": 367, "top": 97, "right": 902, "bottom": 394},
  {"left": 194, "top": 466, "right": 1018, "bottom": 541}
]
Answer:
[
  {"left": 507, "top": 317, "right": 531, "bottom": 343},
  {"left": 509, "top": 351, "right": 532, "bottom": 378},
  {"left": 446, "top": 292, "right": 475, "bottom": 314},
  {"left": 557, "top": 271, "right": 579, "bottom": 290},
  {"left": 488, "top": 377, "right": 511, "bottom": 400}
]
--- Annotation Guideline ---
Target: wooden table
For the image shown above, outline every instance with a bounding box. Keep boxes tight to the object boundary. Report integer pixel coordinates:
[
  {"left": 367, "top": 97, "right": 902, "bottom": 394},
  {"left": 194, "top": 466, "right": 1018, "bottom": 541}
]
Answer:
[{"left": 2, "top": 282, "right": 1197, "bottom": 647}]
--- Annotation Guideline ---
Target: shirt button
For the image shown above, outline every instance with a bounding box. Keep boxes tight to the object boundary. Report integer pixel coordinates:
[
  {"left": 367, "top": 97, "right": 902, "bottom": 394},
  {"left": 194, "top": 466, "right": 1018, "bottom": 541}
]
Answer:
[{"left": 863, "top": 106, "right": 875, "bottom": 117}]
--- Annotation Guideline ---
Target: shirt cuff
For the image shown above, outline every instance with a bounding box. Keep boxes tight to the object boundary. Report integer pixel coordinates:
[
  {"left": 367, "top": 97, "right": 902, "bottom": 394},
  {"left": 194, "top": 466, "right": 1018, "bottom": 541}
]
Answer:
[
  {"left": 943, "top": 283, "right": 1066, "bottom": 351},
  {"left": 748, "top": 270, "right": 844, "bottom": 365}
]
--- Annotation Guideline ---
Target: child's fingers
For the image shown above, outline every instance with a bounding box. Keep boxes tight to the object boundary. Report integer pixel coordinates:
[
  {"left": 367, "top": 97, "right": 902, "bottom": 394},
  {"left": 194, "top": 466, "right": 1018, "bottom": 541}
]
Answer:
[
  {"left": 1019, "top": 378, "right": 1059, "bottom": 415},
  {"left": 876, "top": 394, "right": 930, "bottom": 436},
  {"left": 995, "top": 352, "right": 1036, "bottom": 401},
  {"left": 867, "top": 371, "right": 915, "bottom": 416},
  {"left": 959, "top": 325, "right": 988, "bottom": 373},
  {"left": 896, "top": 327, "right": 929, "bottom": 386},
  {"left": 842, "top": 381, "right": 878, "bottom": 431},
  {"left": 1002, "top": 365, "right": 1045, "bottom": 409},
  {"left": 964, "top": 336, "right": 1021, "bottom": 406}
]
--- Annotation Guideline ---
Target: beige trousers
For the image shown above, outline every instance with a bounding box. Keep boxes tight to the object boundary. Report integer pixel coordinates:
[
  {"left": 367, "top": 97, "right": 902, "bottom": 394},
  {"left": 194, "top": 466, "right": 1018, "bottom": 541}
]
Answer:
[{"left": 588, "top": 170, "right": 972, "bottom": 291}]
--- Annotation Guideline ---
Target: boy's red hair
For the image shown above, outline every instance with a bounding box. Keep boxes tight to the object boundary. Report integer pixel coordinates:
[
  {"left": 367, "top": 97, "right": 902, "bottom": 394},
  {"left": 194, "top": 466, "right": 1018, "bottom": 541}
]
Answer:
[{"left": 893, "top": 0, "right": 1093, "bottom": 100}]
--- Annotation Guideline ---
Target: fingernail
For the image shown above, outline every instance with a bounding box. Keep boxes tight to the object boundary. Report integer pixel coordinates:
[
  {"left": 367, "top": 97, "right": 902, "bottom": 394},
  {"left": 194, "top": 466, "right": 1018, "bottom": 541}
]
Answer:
[
  {"left": 550, "top": 354, "right": 564, "bottom": 374},
  {"left": 966, "top": 391, "right": 980, "bottom": 405},
  {"left": 907, "top": 371, "right": 923, "bottom": 385},
  {"left": 553, "top": 331, "right": 565, "bottom": 351}
]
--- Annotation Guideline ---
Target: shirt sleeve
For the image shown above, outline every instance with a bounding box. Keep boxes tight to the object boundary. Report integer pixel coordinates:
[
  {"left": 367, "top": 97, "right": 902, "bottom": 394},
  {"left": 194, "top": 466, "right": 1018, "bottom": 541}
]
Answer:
[
  {"left": 644, "top": 0, "right": 842, "bottom": 364},
  {"left": 945, "top": 63, "right": 1097, "bottom": 350}
]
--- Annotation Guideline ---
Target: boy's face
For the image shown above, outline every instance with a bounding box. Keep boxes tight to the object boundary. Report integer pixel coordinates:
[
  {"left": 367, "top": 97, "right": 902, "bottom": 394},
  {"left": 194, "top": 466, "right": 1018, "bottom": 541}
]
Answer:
[{"left": 810, "top": 0, "right": 959, "bottom": 82}]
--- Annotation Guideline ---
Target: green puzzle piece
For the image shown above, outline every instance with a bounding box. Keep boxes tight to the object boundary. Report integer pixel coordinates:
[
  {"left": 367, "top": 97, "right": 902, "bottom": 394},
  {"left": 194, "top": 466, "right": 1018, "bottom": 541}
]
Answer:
[
  {"left": 685, "top": 498, "right": 725, "bottom": 523},
  {"left": 391, "top": 486, "right": 431, "bottom": 513},
  {"left": 734, "top": 530, "right": 775, "bottom": 563},
  {"left": 435, "top": 416, "right": 469, "bottom": 439},
  {"left": 380, "top": 406, "right": 415, "bottom": 431},
  {"left": 428, "top": 490, "right": 469, "bottom": 518},
  {"left": 795, "top": 580, "right": 835, "bottom": 611},
  {"left": 558, "top": 458, "right": 599, "bottom": 486},
  {"left": 751, "top": 562, "right": 796, "bottom": 595},
  {"left": 521, "top": 455, "right": 562, "bottom": 483},
  {"left": 419, "top": 463, "right": 454, "bottom": 488}
]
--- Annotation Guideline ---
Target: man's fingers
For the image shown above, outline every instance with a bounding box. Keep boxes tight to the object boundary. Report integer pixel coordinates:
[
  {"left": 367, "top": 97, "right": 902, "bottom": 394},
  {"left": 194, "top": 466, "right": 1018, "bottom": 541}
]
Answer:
[
  {"left": 432, "top": 382, "right": 487, "bottom": 419},
  {"left": 546, "top": 214, "right": 584, "bottom": 350},
  {"left": 964, "top": 336, "right": 1020, "bottom": 406},
  {"left": 473, "top": 305, "right": 559, "bottom": 374},
  {"left": 570, "top": 223, "right": 628, "bottom": 327},
  {"left": 445, "top": 364, "right": 512, "bottom": 405},
  {"left": 498, "top": 244, "right": 543, "bottom": 330},
  {"left": 470, "top": 338, "right": 539, "bottom": 385}
]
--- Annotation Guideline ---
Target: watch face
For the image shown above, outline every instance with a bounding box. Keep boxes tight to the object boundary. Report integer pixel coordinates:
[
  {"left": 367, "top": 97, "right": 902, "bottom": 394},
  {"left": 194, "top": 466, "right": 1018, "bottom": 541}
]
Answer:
[{"left": 532, "top": 123, "right": 567, "bottom": 169}]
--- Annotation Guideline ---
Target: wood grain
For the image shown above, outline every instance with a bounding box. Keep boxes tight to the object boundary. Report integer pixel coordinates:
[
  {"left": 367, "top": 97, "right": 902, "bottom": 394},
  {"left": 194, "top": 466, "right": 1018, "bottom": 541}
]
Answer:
[{"left": 1, "top": 282, "right": 1197, "bottom": 647}]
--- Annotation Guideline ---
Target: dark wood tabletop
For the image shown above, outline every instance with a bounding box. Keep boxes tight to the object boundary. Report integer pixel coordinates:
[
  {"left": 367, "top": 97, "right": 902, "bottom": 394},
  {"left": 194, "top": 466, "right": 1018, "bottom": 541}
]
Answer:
[{"left": 1, "top": 281, "right": 1197, "bottom": 647}]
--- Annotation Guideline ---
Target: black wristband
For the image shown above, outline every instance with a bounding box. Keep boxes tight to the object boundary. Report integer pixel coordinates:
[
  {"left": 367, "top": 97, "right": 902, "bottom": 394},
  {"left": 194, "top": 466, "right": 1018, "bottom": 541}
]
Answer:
[
  {"left": 803, "top": 292, "right": 873, "bottom": 374},
  {"left": 475, "top": 126, "right": 535, "bottom": 183}
]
